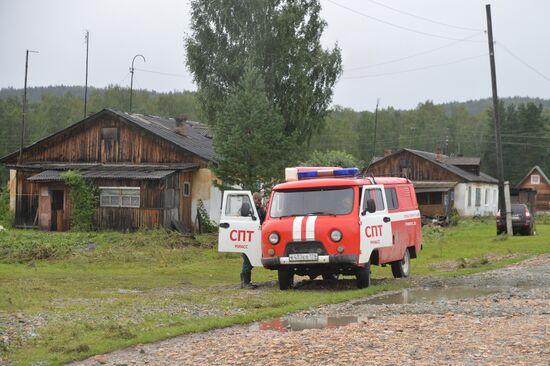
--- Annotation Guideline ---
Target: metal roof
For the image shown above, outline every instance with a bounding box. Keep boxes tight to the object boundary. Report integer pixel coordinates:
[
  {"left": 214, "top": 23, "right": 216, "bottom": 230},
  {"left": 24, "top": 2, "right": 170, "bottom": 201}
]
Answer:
[
  {"left": 0, "top": 109, "right": 215, "bottom": 163},
  {"left": 442, "top": 157, "right": 481, "bottom": 166},
  {"left": 413, "top": 181, "right": 458, "bottom": 189},
  {"left": 109, "top": 110, "right": 215, "bottom": 162},
  {"left": 403, "top": 149, "right": 497, "bottom": 184},
  {"left": 28, "top": 169, "right": 176, "bottom": 182},
  {"left": 10, "top": 162, "right": 199, "bottom": 171},
  {"left": 369, "top": 148, "right": 497, "bottom": 184}
]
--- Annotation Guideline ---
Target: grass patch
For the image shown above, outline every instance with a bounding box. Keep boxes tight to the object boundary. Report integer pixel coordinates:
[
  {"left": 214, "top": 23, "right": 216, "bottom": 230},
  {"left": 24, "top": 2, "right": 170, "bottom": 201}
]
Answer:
[{"left": 0, "top": 221, "right": 549, "bottom": 365}]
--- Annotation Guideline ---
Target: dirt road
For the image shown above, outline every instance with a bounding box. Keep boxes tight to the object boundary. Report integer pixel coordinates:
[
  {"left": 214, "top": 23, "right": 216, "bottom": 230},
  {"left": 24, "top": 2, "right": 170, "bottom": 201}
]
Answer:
[{"left": 73, "top": 255, "right": 550, "bottom": 365}]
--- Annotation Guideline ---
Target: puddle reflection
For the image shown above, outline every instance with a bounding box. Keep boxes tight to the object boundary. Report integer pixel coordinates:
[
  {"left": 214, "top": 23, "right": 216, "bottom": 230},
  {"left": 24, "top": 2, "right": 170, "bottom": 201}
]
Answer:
[
  {"left": 253, "top": 286, "right": 500, "bottom": 332},
  {"left": 254, "top": 316, "right": 358, "bottom": 332},
  {"left": 362, "top": 287, "right": 499, "bottom": 305}
]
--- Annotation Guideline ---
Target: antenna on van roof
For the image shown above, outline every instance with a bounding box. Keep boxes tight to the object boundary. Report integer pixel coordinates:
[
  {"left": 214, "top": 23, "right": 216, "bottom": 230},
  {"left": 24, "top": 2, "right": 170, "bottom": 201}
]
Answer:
[{"left": 365, "top": 173, "right": 377, "bottom": 185}]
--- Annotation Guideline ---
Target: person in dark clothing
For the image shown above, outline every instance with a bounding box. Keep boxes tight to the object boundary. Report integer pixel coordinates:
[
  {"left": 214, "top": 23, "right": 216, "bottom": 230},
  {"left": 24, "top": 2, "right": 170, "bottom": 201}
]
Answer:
[{"left": 240, "top": 192, "right": 265, "bottom": 289}]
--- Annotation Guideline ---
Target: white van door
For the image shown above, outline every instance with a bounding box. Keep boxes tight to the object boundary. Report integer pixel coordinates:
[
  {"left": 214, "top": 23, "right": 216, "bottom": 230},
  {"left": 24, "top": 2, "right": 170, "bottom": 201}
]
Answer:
[
  {"left": 359, "top": 185, "right": 393, "bottom": 263},
  {"left": 218, "top": 190, "right": 262, "bottom": 267}
]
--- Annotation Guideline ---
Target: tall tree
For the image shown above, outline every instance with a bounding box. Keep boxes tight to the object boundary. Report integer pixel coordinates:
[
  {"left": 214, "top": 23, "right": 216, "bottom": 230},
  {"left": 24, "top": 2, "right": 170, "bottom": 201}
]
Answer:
[
  {"left": 212, "top": 67, "right": 296, "bottom": 190},
  {"left": 185, "top": 0, "right": 342, "bottom": 145}
]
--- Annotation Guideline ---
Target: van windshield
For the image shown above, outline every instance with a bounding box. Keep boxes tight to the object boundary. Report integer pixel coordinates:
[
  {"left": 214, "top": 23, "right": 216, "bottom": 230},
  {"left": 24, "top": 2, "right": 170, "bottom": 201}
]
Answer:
[{"left": 270, "top": 187, "right": 354, "bottom": 218}]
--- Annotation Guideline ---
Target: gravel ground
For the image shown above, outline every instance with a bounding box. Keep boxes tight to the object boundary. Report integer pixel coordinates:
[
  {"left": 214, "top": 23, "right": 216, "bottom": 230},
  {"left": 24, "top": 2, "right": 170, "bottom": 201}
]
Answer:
[{"left": 72, "top": 254, "right": 550, "bottom": 366}]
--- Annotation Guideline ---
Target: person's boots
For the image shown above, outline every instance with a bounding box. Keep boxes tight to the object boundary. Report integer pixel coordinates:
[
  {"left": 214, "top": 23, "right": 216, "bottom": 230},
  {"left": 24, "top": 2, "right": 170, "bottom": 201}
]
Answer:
[{"left": 242, "top": 272, "right": 257, "bottom": 289}]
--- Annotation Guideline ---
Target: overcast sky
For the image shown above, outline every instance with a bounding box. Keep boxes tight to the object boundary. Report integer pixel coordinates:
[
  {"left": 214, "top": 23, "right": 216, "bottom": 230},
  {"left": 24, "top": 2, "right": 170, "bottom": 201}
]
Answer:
[{"left": 1, "top": 0, "right": 549, "bottom": 111}]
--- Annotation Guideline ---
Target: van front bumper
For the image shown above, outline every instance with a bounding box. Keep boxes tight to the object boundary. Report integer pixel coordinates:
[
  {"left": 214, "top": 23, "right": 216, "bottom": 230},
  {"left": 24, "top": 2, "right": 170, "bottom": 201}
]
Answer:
[{"left": 262, "top": 254, "right": 358, "bottom": 267}]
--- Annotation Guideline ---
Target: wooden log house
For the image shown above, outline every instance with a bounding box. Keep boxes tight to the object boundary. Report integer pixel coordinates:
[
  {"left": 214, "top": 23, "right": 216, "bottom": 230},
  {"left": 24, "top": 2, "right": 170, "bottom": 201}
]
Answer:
[
  {"left": 0, "top": 109, "right": 220, "bottom": 231},
  {"left": 515, "top": 165, "right": 550, "bottom": 212},
  {"left": 367, "top": 148, "right": 499, "bottom": 219}
]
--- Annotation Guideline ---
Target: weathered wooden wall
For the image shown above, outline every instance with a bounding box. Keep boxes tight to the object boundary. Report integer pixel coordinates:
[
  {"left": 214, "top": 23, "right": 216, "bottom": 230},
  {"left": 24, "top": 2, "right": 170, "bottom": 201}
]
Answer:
[
  {"left": 7, "top": 111, "right": 211, "bottom": 231},
  {"left": 15, "top": 170, "right": 39, "bottom": 227},
  {"left": 93, "top": 176, "right": 180, "bottom": 230},
  {"left": 367, "top": 151, "right": 463, "bottom": 182},
  {"left": 9, "top": 115, "right": 208, "bottom": 167},
  {"left": 517, "top": 170, "right": 550, "bottom": 211}
]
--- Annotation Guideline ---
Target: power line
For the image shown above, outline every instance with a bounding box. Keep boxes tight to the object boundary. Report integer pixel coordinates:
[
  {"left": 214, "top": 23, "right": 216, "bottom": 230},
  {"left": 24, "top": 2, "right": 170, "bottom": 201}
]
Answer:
[
  {"left": 345, "top": 32, "right": 484, "bottom": 72},
  {"left": 501, "top": 134, "right": 550, "bottom": 140},
  {"left": 118, "top": 72, "right": 131, "bottom": 87},
  {"left": 342, "top": 53, "right": 488, "bottom": 80},
  {"left": 496, "top": 41, "right": 550, "bottom": 83},
  {"left": 325, "top": 0, "right": 485, "bottom": 42},
  {"left": 134, "top": 67, "right": 188, "bottom": 79},
  {"left": 364, "top": 0, "right": 483, "bottom": 32}
]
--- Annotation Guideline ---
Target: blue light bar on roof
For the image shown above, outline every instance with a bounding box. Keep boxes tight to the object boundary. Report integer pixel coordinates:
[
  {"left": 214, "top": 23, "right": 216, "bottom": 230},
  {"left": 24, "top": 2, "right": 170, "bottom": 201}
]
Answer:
[
  {"left": 297, "top": 167, "right": 359, "bottom": 180},
  {"left": 333, "top": 167, "right": 360, "bottom": 177}
]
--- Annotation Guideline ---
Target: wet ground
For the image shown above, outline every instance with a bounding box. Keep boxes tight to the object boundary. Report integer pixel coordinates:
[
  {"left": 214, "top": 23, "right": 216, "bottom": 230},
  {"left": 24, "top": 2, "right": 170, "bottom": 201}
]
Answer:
[{"left": 72, "top": 254, "right": 550, "bottom": 365}]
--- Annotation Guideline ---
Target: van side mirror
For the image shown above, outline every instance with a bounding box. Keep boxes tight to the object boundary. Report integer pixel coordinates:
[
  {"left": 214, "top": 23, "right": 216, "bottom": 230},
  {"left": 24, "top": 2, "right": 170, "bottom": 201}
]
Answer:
[
  {"left": 361, "top": 198, "right": 376, "bottom": 216},
  {"left": 361, "top": 198, "right": 376, "bottom": 215},
  {"left": 367, "top": 198, "right": 376, "bottom": 213}
]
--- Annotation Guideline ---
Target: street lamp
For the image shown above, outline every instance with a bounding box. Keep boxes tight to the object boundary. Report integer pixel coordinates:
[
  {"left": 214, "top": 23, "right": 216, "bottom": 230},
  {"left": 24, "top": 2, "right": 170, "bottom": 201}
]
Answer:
[{"left": 129, "top": 54, "right": 145, "bottom": 112}]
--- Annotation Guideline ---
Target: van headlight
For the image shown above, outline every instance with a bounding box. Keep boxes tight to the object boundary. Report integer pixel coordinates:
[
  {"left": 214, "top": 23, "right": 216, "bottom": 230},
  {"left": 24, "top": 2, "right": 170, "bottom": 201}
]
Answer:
[
  {"left": 330, "top": 229, "right": 343, "bottom": 242},
  {"left": 268, "top": 232, "right": 280, "bottom": 244}
]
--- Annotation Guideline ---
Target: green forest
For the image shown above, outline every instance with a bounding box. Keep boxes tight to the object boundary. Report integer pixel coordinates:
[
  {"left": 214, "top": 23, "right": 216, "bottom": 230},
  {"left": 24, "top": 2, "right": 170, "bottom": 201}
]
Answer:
[{"left": 1, "top": 85, "right": 549, "bottom": 185}]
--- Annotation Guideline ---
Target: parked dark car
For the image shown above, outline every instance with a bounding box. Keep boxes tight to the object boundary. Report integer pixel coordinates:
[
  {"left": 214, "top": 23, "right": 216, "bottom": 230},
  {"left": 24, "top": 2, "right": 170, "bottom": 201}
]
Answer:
[{"left": 497, "top": 203, "right": 534, "bottom": 235}]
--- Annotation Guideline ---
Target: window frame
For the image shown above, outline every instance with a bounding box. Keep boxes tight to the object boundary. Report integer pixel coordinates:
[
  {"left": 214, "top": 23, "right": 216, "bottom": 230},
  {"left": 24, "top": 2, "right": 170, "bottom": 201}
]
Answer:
[
  {"left": 99, "top": 186, "right": 140, "bottom": 208},
  {"left": 531, "top": 174, "right": 540, "bottom": 185},
  {"left": 183, "top": 182, "right": 191, "bottom": 197},
  {"left": 385, "top": 187, "right": 399, "bottom": 210},
  {"left": 101, "top": 127, "right": 118, "bottom": 141},
  {"left": 475, "top": 188, "right": 481, "bottom": 207}
]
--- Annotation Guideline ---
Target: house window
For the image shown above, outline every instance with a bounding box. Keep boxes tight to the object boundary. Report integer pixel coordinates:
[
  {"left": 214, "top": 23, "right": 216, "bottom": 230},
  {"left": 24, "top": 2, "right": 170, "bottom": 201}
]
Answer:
[
  {"left": 429, "top": 192, "right": 442, "bottom": 205},
  {"left": 531, "top": 174, "right": 540, "bottom": 185},
  {"left": 100, "top": 187, "right": 140, "bottom": 208},
  {"left": 468, "top": 187, "right": 472, "bottom": 207},
  {"left": 493, "top": 189, "right": 497, "bottom": 206},
  {"left": 475, "top": 188, "right": 481, "bottom": 207},
  {"left": 183, "top": 182, "right": 191, "bottom": 197},
  {"left": 101, "top": 127, "right": 118, "bottom": 140},
  {"left": 485, "top": 188, "right": 489, "bottom": 205}
]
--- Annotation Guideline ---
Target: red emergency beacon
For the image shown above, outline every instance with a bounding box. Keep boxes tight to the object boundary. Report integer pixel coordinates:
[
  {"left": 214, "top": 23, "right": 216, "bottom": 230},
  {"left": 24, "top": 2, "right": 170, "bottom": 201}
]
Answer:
[{"left": 218, "top": 167, "right": 422, "bottom": 289}]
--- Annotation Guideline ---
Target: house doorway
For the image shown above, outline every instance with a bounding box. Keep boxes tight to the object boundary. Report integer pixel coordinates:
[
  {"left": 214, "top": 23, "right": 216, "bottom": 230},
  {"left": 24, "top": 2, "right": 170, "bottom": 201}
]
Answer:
[{"left": 51, "top": 190, "right": 65, "bottom": 231}]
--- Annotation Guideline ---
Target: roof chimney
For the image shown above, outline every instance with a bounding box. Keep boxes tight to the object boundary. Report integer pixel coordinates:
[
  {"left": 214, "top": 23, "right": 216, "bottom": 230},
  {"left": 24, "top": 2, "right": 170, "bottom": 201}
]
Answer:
[
  {"left": 383, "top": 149, "right": 393, "bottom": 157},
  {"left": 435, "top": 147, "right": 443, "bottom": 161},
  {"left": 175, "top": 114, "right": 188, "bottom": 127}
]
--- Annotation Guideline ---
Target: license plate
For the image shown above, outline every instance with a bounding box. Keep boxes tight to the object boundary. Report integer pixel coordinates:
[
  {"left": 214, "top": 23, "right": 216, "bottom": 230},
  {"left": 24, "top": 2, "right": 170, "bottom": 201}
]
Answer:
[
  {"left": 512, "top": 215, "right": 520, "bottom": 220},
  {"left": 289, "top": 253, "right": 318, "bottom": 261}
]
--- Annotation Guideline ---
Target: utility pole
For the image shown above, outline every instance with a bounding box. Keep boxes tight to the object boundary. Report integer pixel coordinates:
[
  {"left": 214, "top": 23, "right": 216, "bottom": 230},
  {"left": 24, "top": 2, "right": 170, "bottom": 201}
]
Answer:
[
  {"left": 84, "top": 30, "right": 90, "bottom": 118},
  {"left": 372, "top": 98, "right": 380, "bottom": 160},
  {"left": 485, "top": 4, "right": 509, "bottom": 234},
  {"left": 19, "top": 49, "right": 38, "bottom": 164},
  {"left": 129, "top": 54, "right": 145, "bottom": 112}
]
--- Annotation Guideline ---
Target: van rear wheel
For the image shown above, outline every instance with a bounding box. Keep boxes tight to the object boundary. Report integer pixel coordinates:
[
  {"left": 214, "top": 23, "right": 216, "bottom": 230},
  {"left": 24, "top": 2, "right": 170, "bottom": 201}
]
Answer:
[
  {"left": 278, "top": 269, "right": 294, "bottom": 290},
  {"left": 356, "top": 264, "right": 371, "bottom": 289},
  {"left": 391, "top": 248, "right": 411, "bottom": 278}
]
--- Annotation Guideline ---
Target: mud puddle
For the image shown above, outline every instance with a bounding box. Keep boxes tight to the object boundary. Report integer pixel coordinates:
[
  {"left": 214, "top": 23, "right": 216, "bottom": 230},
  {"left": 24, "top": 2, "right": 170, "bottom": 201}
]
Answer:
[
  {"left": 361, "top": 287, "right": 499, "bottom": 305},
  {"left": 254, "top": 286, "right": 500, "bottom": 332}
]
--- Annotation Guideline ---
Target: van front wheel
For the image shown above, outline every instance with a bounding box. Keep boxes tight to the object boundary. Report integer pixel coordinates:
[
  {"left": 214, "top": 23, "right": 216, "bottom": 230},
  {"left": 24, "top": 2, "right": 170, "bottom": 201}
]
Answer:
[
  {"left": 391, "top": 248, "right": 411, "bottom": 278},
  {"left": 278, "top": 269, "right": 294, "bottom": 290}
]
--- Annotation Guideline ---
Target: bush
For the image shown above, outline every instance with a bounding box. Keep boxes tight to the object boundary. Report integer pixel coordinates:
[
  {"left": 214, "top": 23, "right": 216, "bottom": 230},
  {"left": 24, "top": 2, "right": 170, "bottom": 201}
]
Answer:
[
  {"left": 196, "top": 199, "right": 217, "bottom": 233},
  {"left": 447, "top": 208, "right": 460, "bottom": 227},
  {"left": 62, "top": 171, "right": 98, "bottom": 231},
  {"left": 0, "top": 184, "right": 13, "bottom": 227}
]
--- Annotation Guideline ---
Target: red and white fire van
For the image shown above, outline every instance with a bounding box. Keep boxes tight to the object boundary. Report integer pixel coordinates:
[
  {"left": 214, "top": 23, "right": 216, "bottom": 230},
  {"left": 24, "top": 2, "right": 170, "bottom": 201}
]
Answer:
[{"left": 218, "top": 167, "right": 422, "bottom": 290}]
